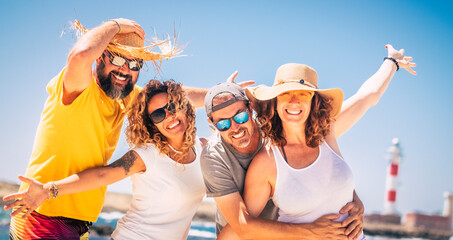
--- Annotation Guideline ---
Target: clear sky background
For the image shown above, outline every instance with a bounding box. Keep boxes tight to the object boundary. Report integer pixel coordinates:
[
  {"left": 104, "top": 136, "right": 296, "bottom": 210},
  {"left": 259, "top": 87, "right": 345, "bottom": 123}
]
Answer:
[{"left": 1, "top": 0, "right": 452, "bottom": 216}]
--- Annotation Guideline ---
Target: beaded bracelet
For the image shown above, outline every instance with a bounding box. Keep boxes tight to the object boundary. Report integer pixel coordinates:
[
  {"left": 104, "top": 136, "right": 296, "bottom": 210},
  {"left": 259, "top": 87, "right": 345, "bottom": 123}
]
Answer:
[
  {"left": 109, "top": 19, "right": 121, "bottom": 34},
  {"left": 384, "top": 57, "right": 399, "bottom": 71},
  {"left": 48, "top": 181, "right": 59, "bottom": 200}
]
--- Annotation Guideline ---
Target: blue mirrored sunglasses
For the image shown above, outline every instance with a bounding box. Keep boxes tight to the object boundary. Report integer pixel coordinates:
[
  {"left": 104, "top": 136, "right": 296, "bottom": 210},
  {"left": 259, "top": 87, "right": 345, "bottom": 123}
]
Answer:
[{"left": 215, "top": 110, "right": 250, "bottom": 131}]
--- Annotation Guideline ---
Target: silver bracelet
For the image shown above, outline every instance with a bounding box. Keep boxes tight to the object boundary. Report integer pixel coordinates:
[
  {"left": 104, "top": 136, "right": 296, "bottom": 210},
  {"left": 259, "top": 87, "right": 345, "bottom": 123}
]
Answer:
[{"left": 109, "top": 19, "right": 121, "bottom": 34}]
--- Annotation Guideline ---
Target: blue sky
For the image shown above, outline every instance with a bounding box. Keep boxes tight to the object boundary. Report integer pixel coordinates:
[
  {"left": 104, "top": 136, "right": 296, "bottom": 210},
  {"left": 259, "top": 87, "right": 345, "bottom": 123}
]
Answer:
[{"left": 1, "top": 0, "right": 452, "bottom": 216}]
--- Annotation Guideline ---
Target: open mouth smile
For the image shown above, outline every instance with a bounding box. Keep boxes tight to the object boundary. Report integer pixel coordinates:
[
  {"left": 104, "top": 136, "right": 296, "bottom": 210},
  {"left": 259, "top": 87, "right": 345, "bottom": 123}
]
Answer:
[
  {"left": 167, "top": 120, "right": 181, "bottom": 130},
  {"left": 231, "top": 130, "right": 246, "bottom": 139},
  {"left": 286, "top": 109, "right": 302, "bottom": 115}
]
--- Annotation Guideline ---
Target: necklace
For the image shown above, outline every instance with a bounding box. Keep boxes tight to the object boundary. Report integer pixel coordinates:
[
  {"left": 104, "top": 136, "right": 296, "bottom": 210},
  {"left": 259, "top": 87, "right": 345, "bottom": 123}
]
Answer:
[{"left": 168, "top": 143, "right": 183, "bottom": 153}]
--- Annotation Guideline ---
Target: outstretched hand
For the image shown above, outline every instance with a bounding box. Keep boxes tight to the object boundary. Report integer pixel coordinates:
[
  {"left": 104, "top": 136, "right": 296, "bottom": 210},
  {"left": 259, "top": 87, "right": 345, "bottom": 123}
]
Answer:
[
  {"left": 386, "top": 44, "right": 417, "bottom": 75},
  {"left": 225, "top": 70, "right": 255, "bottom": 88},
  {"left": 2, "top": 176, "right": 49, "bottom": 219}
]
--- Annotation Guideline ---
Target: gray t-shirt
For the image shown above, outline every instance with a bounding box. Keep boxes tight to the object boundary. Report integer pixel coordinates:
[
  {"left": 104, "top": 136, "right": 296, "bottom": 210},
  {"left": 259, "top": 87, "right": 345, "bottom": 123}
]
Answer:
[{"left": 200, "top": 132, "right": 278, "bottom": 234}]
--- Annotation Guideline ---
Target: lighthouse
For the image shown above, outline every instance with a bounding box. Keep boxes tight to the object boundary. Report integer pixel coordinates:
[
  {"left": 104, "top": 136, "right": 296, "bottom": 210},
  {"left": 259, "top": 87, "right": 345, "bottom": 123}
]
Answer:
[
  {"left": 384, "top": 138, "right": 402, "bottom": 215},
  {"left": 443, "top": 192, "right": 453, "bottom": 230}
]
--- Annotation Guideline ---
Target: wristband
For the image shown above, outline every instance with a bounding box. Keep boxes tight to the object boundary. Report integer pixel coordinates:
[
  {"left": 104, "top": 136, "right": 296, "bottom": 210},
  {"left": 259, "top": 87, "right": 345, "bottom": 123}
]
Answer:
[
  {"left": 384, "top": 57, "right": 399, "bottom": 71},
  {"left": 48, "top": 181, "right": 59, "bottom": 200},
  {"left": 109, "top": 20, "right": 121, "bottom": 34}
]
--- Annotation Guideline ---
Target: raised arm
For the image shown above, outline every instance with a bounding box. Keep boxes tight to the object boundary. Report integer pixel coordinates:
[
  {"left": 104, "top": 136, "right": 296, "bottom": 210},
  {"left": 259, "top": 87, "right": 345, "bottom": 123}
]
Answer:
[
  {"left": 183, "top": 71, "right": 254, "bottom": 108},
  {"left": 216, "top": 149, "right": 347, "bottom": 240},
  {"left": 183, "top": 86, "right": 208, "bottom": 108},
  {"left": 63, "top": 18, "right": 145, "bottom": 104},
  {"left": 3, "top": 150, "right": 145, "bottom": 218},
  {"left": 334, "top": 44, "right": 416, "bottom": 138}
]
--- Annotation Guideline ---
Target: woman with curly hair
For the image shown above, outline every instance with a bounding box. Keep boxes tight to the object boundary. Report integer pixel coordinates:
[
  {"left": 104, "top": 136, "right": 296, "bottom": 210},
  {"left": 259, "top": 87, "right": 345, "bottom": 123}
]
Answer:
[{"left": 4, "top": 80, "right": 207, "bottom": 240}]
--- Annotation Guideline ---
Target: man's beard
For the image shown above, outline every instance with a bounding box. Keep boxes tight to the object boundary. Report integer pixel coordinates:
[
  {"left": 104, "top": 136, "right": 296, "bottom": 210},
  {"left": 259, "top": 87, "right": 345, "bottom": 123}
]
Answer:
[
  {"left": 229, "top": 126, "right": 252, "bottom": 149},
  {"left": 96, "top": 61, "right": 136, "bottom": 100}
]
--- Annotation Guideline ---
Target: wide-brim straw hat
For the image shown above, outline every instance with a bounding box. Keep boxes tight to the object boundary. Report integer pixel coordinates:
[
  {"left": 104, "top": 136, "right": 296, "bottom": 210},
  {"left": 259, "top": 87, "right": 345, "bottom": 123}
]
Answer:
[
  {"left": 245, "top": 63, "right": 344, "bottom": 118},
  {"left": 72, "top": 20, "right": 184, "bottom": 68}
]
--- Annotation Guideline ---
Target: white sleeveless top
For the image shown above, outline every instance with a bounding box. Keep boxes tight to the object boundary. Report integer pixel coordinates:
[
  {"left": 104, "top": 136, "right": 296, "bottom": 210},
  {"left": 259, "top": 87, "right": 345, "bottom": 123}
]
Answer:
[
  {"left": 112, "top": 137, "right": 206, "bottom": 240},
  {"left": 271, "top": 142, "right": 365, "bottom": 239}
]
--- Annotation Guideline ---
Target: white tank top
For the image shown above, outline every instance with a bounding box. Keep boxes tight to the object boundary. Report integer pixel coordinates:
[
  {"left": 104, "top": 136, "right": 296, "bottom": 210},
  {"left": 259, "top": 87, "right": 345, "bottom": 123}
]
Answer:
[
  {"left": 112, "top": 138, "right": 206, "bottom": 240},
  {"left": 272, "top": 141, "right": 357, "bottom": 222}
]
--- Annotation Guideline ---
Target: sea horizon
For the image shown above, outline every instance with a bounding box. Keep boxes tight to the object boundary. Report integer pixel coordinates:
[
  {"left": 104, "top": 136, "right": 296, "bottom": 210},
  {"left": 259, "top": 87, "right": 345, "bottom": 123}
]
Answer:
[{"left": 0, "top": 208, "right": 441, "bottom": 240}]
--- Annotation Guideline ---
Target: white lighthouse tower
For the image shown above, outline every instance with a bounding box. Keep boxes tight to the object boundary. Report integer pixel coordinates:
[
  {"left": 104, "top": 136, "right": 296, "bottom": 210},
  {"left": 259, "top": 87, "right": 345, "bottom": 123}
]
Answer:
[
  {"left": 443, "top": 192, "right": 453, "bottom": 230},
  {"left": 384, "top": 138, "right": 402, "bottom": 215}
]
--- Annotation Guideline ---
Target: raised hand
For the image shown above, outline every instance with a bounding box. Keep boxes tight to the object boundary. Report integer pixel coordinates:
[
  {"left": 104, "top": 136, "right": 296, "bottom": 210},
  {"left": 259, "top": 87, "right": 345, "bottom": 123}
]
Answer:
[
  {"left": 112, "top": 18, "right": 146, "bottom": 39},
  {"left": 225, "top": 70, "right": 255, "bottom": 88},
  {"left": 2, "top": 176, "right": 49, "bottom": 219},
  {"left": 386, "top": 44, "right": 417, "bottom": 75}
]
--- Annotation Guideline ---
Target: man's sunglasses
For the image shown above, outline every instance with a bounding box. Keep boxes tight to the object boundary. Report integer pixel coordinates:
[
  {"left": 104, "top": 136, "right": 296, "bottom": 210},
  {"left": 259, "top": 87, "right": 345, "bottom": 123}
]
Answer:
[
  {"left": 214, "top": 110, "right": 249, "bottom": 132},
  {"left": 149, "top": 102, "right": 176, "bottom": 124},
  {"left": 103, "top": 51, "right": 144, "bottom": 71}
]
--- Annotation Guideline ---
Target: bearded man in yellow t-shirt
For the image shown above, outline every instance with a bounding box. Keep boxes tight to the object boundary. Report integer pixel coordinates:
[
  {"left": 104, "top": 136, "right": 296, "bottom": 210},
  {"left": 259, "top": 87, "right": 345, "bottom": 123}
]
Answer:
[{"left": 5, "top": 18, "right": 206, "bottom": 239}]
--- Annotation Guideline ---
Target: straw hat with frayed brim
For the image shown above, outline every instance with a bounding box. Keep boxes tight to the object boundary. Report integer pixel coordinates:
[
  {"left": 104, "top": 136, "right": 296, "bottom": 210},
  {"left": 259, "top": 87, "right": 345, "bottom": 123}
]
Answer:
[
  {"left": 245, "top": 63, "right": 344, "bottom": 118},
  {"left": 72, "top": 20, "right": 185, "bottom": 70}
]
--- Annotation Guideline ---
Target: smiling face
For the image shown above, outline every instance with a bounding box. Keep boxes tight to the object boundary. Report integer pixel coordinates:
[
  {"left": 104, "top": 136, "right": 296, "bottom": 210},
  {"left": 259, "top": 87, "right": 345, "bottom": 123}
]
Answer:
[
  {"left": 276, "top": 90, "right": 314, "bottom": 126},
  {"left": 147, "top": 92, "right": 187, "bottom": 141},
  {"left": 95, "top": 53, "right": 140, "bottom": 100},
  {"left": 210, "top": 96, "right": 257, "bottom": 152}
]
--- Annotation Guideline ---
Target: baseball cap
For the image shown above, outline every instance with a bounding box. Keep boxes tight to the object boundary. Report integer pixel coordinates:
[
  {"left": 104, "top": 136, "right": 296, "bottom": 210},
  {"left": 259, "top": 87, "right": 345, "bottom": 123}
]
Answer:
[{"left": 204, "top": 83, "right": 248, "bottom": 118}]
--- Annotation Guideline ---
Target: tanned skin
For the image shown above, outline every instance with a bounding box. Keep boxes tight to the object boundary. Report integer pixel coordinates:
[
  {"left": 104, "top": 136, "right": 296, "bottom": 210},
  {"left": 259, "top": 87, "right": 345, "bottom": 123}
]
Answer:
[{"left": 109, "top": 150, "right": 137, "bottom": 175}]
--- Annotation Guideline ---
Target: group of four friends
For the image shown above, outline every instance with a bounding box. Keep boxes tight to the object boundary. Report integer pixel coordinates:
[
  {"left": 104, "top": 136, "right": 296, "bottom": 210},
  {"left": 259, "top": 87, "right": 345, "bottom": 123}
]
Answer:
[{"left": 2, "top": 18, "right": 416, "bottom": 240}]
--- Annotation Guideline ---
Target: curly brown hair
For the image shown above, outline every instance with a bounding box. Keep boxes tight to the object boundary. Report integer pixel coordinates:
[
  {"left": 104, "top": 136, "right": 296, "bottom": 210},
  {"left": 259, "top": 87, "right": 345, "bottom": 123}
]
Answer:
[
  {"left": 125, "top": 80, "right": 197, "bottom": 163},
  {"left": 254, "top": 92, "right": 333, "bottom": 148}
]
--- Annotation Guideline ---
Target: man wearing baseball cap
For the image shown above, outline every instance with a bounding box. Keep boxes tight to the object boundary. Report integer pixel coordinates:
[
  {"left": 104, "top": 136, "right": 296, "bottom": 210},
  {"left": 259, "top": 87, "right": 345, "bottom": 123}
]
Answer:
[
  {"left": 201, "top": 44, "right": 416, "bottom": 239},
  {"left": 202, "top": 82, "right": 359, "bottom": 239}
]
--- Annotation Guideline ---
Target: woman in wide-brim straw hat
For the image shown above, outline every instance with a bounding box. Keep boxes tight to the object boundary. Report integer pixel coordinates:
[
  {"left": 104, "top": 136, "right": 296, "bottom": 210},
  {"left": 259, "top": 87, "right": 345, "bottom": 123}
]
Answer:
[{"left": 218, "top": 45, "right": 416, "bottom": 240}]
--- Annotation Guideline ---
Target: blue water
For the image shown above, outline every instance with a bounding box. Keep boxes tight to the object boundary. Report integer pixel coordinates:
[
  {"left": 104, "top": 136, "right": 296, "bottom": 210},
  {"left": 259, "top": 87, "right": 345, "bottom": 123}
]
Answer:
[{"left": 0, "top": 209, "right": 437, "bottom": 240}]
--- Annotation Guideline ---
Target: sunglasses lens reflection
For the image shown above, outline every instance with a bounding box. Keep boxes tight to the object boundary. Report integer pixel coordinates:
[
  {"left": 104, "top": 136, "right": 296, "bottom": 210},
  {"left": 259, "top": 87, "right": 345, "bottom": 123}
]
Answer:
[
  {"left": 128, "top": 60, "right": 143, "bottom": 71},
  {"left": 150, "top": 109, "right": 166, "bottom": 124},
  {"left": 105, "top": 51, "right": 143, "bottom": 71},
  {"left": 215, "top": 111, "right": 249, "bottom": 131},
  {"left": 234, "top": 111, "right": 249, "bottom": 124},
  {"left": 216, "top": 119, "right": 231, "bottom": 131},
  {"left": 149, "top": 102, "right": 177, "bottom": 124},
  {"left": 111, "top": 56, "right": 126, "bottom": 67}
]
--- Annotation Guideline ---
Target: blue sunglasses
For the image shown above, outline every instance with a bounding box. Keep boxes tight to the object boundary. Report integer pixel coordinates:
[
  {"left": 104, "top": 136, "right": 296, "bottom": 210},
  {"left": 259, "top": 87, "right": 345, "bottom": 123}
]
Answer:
[{"left": 214, "top": 110, "right": 250, "bottom": 131}]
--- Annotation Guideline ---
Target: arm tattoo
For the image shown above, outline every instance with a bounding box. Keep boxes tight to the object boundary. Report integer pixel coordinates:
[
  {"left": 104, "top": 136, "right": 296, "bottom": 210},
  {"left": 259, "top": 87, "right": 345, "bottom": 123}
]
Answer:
[{"left": 109, "top": 151, "right": 137, "bottom": 175}]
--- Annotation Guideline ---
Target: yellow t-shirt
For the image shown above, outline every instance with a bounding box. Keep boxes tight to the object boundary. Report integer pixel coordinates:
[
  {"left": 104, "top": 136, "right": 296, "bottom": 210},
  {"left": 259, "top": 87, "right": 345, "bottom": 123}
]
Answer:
[{"left": 20, "top": 68, "right": 140, "bottom": 222}]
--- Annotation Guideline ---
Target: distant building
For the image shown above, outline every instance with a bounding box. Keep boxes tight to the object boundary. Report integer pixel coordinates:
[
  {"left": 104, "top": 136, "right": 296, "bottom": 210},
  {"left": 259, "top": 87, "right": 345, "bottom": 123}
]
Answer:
[
  {"left": 365, "top": 139, "right": 453, "bottom": 232},
  {"left": 404, "top": 213, "right": 450, "bottom": 231},
  {"left": 364, "top": 140, "right": 453, "bottom": 238},
  {"left": 364, "top": 213, "right": 401, "bottom": 224},
  {"left": 444, "top": 192, "right": 453, "bottom": 231},
  {"left": 384, "top": 138, "right": 401, "bottom": 215}
]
